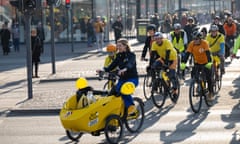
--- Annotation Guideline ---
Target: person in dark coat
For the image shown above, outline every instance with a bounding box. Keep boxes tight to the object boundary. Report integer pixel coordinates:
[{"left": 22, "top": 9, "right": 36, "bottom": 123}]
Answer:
[
  {"left": 112, "top": 16, "right": 123, "bottom": 44},
  {"left": 1, "top": 23, "right": 11, "bottom": 55},
  {"left": 31, "top": 28, "right": 42, "bottom": 78}
]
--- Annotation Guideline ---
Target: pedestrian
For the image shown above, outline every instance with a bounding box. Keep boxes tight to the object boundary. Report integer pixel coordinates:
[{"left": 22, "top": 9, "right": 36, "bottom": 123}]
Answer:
[
  {"left": 36, "top": 21, "right": 45, "bottom": 53},
  {"left": 112, "top": 15, "right": 123, "bottom": 44},
  {"left": 31, "top": 28, "right": 42, "bottom": 78},
  {"left": 0, "top": 23, "right": 11, "bottom": 55},
  {"left": 86, "top": 18, "right": 95, "bottom": 47},
  {"left": 11, "top": 19, "right": 20, "bottom": 52},
  {"left": 94, "top": 16, "right": 106, "bottom": 52}
]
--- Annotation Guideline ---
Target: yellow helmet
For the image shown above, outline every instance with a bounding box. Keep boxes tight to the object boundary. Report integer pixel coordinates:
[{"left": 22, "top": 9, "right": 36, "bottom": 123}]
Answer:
[
  {"left": 75, "top": 77, "right": 88, "bottom": 89},
  {"left": 120, "top": 82, "right": 135, "bottom": 95},
  {"left": 106, "top": 44, "right": 117, "bottom": 52}
]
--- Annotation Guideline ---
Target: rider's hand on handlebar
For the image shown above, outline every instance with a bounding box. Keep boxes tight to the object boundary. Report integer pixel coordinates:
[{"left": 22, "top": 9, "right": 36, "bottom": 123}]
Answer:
[{"left": 118, "top": 68, "right": 127, "bottom": 76}]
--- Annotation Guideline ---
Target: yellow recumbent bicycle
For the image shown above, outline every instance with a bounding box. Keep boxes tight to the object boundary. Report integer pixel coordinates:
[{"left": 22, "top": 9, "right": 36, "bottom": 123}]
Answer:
[{"left": 59, "top": 76, "right": 144, "bottom": 144}]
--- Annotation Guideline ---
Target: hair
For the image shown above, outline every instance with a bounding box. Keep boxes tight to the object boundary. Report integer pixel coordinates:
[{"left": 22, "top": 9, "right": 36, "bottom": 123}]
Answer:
[{"left": 117, "top": 38, "right": 131, "bottom": 52}]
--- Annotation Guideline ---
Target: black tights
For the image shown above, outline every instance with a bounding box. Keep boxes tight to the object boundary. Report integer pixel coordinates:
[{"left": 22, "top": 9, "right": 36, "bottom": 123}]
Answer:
[{"left": 32, "top": 62, "right": 39, "bottom": 76}]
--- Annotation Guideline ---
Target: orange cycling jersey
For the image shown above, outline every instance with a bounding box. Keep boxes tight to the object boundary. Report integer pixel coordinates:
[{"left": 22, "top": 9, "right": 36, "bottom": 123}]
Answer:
[
  {"left": 223, "top": 23, "right": 237, "bottom": 36},
  {"left": 186, "top": 39, "right": 210, "bottom": 64}
]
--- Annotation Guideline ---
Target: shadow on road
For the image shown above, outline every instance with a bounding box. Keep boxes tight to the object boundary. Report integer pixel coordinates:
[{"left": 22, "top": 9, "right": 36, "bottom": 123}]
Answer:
[{"left": 160, "top": 110, "right": 209, "bottom": 143}]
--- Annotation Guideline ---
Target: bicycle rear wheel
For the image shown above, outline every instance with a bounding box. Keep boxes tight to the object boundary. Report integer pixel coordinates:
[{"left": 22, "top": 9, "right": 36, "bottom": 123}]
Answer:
[
  {"left": 143, "top": 73, "right": 152, "bottom": 100},
  {"left": 151, "top": 79, "right": 166, "bottom": 109},
  {"left": 189, "top": 80, "right": 202, "bottom": 113}
]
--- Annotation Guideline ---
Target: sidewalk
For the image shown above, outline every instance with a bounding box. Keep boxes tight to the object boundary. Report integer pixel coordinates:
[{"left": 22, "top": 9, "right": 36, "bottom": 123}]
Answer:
[{"left": 0, "top": 38, "right": 145, "bottom": 113}]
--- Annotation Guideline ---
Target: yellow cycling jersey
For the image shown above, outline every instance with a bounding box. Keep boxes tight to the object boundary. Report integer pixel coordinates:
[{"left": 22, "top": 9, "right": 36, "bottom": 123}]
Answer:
[
  {"left": 206, "top": 32, "right": 225, "bottom": 53},
  {"left": 104, "top": 55, "right": 116, "bottom": 68},
  {"left": 151, "top": 39, "right": 177, "bottom": 61}
]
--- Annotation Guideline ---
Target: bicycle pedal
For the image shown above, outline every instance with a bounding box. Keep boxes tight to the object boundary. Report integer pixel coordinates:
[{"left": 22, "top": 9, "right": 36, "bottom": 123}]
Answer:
[{"left": 127, "top": 110, "right": 139, "bottom": 120}]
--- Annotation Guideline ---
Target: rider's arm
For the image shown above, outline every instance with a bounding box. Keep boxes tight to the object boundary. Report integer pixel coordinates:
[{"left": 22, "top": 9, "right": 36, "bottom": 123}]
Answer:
[
  {"left": 206, "top": 50, "right": 212, "bottom": 62},
  {"left": 233, "top": 35, "right": 240, "bottom": 55},
  {"left": 219, "top": 42, "right": 225, "bottom": 56},
  {"left": 183, "top": 31, "right": 188, "bottom": 45},
  {"left": 182, "top": 51, "right": 190, "bottom": 63},
  {"left": 141, "top": 36, "right": 151, "bottom": 59},
  {"left": 150, "top": 50, "right": 159, "bottom": 65}
]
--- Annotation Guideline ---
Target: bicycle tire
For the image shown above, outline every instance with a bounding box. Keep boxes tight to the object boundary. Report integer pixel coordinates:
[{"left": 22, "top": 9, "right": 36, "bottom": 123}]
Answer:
[
  {"left": 125, "top": 97, "right": 144, "bottom": 133},
  {"left": 151, "top": 79, "right": 166, "bottom": 109},
  {"left": 105, "top": 114, "right": 123, "bottom": 144},
  {"left": 143, "top": 73, "right": 152, "bottom": 100},
  {"left": 189, "top": 80, "right": 202, "bottom": 113}
]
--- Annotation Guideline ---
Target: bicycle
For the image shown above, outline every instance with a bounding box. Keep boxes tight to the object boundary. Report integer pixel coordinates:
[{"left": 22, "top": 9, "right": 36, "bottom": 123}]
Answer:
[
  {"left": 98, "top": 70, "right": 118, "bottom": 91},
  {"left": 151, "top": 65, "right": 180, "bottom": 109},
  {"left": 211, "top": 55, "right": 222, "bottom": 93},
  {"left": 60, "top": 74, "right": 145, "bottom": 144},
  {"left": 189, "top": 65, "right": 213, "bottom": 113},
  {"left": 143, "top": 65, "right": 153, "bottom": 100}
]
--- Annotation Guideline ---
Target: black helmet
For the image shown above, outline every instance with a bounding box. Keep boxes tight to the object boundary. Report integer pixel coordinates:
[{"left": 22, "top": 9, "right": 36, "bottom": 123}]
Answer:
[
  {"left": 192, "top": 31, "right": 202, "bottom": 39},
  {"left": 187, "top": 16, "right": 194, "bottom": 22},
  {"left": 147, "top": 24, "right": 156, "bottom": 31}
]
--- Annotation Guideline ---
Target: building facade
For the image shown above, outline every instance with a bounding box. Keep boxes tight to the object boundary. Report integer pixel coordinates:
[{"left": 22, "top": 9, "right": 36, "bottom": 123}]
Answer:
[{"left": 1, "top": 0, "right": 236, "bottom": 43}]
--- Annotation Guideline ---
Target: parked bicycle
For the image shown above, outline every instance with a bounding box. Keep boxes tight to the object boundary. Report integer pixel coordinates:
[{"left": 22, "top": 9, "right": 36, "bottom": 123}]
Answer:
[
  {"left": 151, "top": 65, "right": 180, "bottom": 109},
  {"left": 189, "top": 65, "right": 213, "bottom": 113}
]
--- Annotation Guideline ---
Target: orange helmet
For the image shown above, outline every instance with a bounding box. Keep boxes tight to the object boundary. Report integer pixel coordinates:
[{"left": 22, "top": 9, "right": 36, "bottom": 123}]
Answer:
[{"left": 106, "top": 44, "right": 117, "bottom": 52}]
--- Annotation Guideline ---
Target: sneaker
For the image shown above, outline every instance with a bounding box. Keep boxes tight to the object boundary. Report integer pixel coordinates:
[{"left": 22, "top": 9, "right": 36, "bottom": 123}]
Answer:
[
  {"left": 207, "top": 92, "right": 214, "bottom": 101},
  {"left": 128, "top": 105, "right": 136, "bottom": 115},
  {"left": 172, "top": 89, "right": 178, "bottom": 103}
]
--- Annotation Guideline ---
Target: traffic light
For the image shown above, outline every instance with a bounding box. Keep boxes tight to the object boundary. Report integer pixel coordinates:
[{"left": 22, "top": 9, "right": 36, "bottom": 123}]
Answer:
[{"left": 65, "top": 0, "right": 70, "bottom": 8}]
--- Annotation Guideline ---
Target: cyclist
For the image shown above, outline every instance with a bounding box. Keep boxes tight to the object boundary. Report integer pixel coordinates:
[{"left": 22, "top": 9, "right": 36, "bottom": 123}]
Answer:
[
  {"left": 141, "top": 24, "right": 156, "bottom": 63},
  {"left": 99, "top": 38, "right": 138, "bottom": 115},
  {"left": 168, "top": 23, "right": 188, "bottom": 79},
  {"left": 104, "top": 44, "right": 117, "bottom": 68},
  {"left": 206, "top": 24, "right": 225, "bottom": 74},
  {"left": 223, "top": 16, "right": 237, "bottom": 58},
  {"left": 151, "top": 32, "right": 178, "bottom": 98},
  {"left": 232, "top": 34, "right": 240, "bottom": 58},
  {"left": 184, "top": 17, "right": 198, "bottom": 45},
  {"left": 182, "top": 31, "right": 214, "bottom": 100},
  {"left": 211, "top": 15, "right": 225, "bottom": 35}
]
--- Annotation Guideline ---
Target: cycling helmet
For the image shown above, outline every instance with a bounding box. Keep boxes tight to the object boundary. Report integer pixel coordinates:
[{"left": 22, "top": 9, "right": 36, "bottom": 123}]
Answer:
[
  {"left": 174, "top": 23, "right": 181, "bottom": 30},
  {"left": 210, "top": 24, "right": 219, "bottom": 31},
  {"left": 187, "top": 16, "right": 194, "bottom": 22},
  {"left": 192, "top": 31, "right": 202, "bottom": 39},
  {"left": 147, "top": 24, "right": 156, "bottom": 31},
  {"left": 214, "top": 15, "right": 220, "bottom": 20},
  {"left": 154, "top": 32, "right": 163, "bottom": 38},
  {"left": 120, "top": 82, "right": 135, "bottom": 95},
  {"left": 75, "top": 77, "right": 88, "bottom": 89},
  {"left": 106, "top": 44, "right": 117, "bottom": 52}
]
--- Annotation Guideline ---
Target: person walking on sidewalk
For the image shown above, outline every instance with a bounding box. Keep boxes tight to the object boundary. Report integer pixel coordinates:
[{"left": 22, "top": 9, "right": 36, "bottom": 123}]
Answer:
[
  {"left": 94, "top": 16, "right": 106, "bottom": 52},
  {"left": 0, "top": 22, "right": 11, "bottom": 55},
  {"left": 11, "top": 19, "right": 20, "bottom": 52},
  {"left": 112, "top": 15, "right": 123, "bottom": 44},
  {"left": 31, "top": 28, "right": 42, "bottom": 78}
]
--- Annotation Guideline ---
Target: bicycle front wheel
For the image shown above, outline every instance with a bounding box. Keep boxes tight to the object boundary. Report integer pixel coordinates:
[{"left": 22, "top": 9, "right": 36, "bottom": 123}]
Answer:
[
  {"left": 151, "top": 79, "right": 166, "bottom": 109},
  {"left": 125, "top": 97, "right": 144, "bottom": 133},
  {"left": 189, "top": 80, "right": 202, "bottom": 113},
  {"left": 143, "top": 73, "right": 152, "bottom": 100}
]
